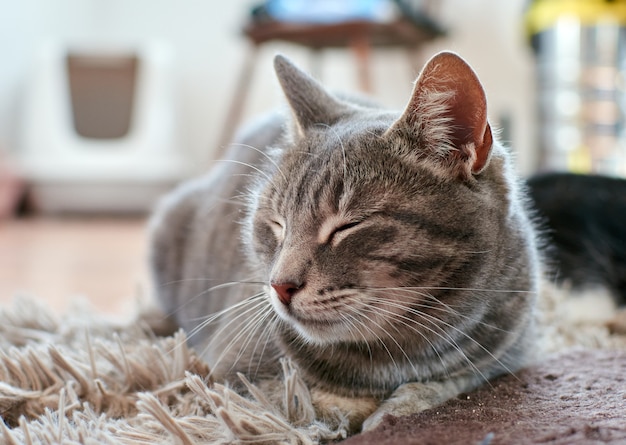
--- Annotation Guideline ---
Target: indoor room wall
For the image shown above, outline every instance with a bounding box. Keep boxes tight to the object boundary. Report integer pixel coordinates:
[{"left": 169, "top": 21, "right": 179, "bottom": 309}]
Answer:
[{"left": 0, "top": 0, "right": 536, "bottom": 178}]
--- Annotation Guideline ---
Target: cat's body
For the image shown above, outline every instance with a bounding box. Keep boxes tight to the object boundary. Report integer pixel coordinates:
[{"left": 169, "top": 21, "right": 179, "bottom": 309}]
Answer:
[{"left": 150, "top": 52, "right": 541, "bottom": 432}]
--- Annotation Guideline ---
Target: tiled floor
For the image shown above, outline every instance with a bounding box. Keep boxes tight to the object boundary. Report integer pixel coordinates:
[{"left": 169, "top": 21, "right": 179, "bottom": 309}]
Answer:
[{"left": 0, "top": 217, "right": 149, "bottom": 315}]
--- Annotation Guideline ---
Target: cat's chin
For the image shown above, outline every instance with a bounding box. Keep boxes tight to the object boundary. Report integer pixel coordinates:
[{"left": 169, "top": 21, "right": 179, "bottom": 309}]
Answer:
[
  {"left": 274, "top": 304, "right": 362, "bottom": 345},
  {"left": 290, "top": 319, "right": 358, "bottom": 345}
]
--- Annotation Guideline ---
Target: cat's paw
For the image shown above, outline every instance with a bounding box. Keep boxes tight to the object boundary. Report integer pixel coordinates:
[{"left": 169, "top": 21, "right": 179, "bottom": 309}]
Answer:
[
  {"left": 310, "top": 388, "right": 378, "bottom": 433},
  {"left": 361, "top": 381, "right": 450, "bottom": 432},
  {"left": 361, "top": 408, "right": 390, "bottom": 432}
]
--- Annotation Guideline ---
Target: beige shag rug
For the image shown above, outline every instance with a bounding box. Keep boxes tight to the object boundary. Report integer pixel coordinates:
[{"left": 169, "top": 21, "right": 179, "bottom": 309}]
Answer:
[
  {"left": 1, "top": 284, "right": 625, "bottom": 445},
  {"left": 0, "top": 298, "right": 347, "bottom": 444}
]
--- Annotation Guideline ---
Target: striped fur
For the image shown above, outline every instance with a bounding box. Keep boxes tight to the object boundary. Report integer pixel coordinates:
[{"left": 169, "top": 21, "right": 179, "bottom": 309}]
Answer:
[{"left": 149, "top": 52, "right": 541, "bottom": 432}]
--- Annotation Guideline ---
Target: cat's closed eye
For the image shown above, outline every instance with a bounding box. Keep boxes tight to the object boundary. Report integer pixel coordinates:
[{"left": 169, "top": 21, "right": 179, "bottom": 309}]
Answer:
[
  {"left": 328, "top": 220, "right": 362, "bottom": 246},
  {"left": 317, "top": 214, "right": 365, "bottom": 246},
  {"left": 269, "top": 218, "right": 285, "bottom": 241}
]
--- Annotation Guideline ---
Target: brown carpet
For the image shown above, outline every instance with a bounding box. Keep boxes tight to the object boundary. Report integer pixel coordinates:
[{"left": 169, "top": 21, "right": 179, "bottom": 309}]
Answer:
[{"left": 344, "top": 349, "right": 626, "bottom": 445}]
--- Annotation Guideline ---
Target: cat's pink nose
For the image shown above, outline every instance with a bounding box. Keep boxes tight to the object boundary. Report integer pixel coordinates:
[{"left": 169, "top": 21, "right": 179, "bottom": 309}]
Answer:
[{"left": 271, "top": 282, "right": 302, "bottom": 306}]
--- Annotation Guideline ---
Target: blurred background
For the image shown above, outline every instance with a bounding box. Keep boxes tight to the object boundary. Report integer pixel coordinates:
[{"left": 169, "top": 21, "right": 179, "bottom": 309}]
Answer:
[{"left": 0, "top": 0, "right": 624, "bottom": 315}]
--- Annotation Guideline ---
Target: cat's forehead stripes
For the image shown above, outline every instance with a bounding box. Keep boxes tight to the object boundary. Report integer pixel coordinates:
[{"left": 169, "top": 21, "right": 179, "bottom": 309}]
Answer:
[{"left": 271, "top": 144, "right": 350, "bottom": 219}]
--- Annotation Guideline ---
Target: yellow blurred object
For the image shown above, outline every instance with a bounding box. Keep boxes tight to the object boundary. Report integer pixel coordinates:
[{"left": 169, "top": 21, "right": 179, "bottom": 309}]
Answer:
[
  {"left": 527, "top": 0, "right": 626, "bottom": 177},
  {"left": 526, "top": 0, "right": 626, "bottom": 36},
  {"left": 567, "top": 145, "right": 593, "bottom": 173}
]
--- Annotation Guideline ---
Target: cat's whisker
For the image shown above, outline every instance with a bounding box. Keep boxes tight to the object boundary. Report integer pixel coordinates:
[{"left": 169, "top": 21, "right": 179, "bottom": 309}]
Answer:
[
  {"left": 205, "top": 302, "right": 274, "bottom": 378},
  {"left": 159, "top": 278, "right": 264, "bottom": 288},
  {"left": 246, "top": 320, "right": 283, "bottom": 378},
  {"left": 340, "top": 312, "right": 374, "bottom": 364},
  {"left": 459, "top": 250, "right": 493, "bottom": 255},
  {"left": 229, "top": 305, "right": 276, "bottom": 370},
  {"left": 229, "top": 142, "right": 288, "bottom": 182},
  {"left": 364, "top": 286, "right": 515, "bottom": 334},
  {"left": 200, "top": 293, "right": 268, "bottom": 341},
  {"left": 344, "top": 305, "right": 414, "bottom": 376},
  {"left": 213, "top": 159, "right": 279, "bottom": 190},
  {"left": 417, "top": 296, "right": 513, "bottom": 335},
  {"left": 401, "top": 249, "right": 494, "bottom": 257},
  {"left": 206, "top": 196, "right": 248, "bottom": 207},
  {"left": 158, "top": 293, "right": 266, "bottom": 359},
  {"left": 357, "top": 303, "right": 462, "bottom": 379},
  {"left": 248, "top": 312, "right": 281, "bottom": 379},
  {"left": 185, "top": 292, "right": 267, "bottom": 343},
  {"left": 292, "top": 149, "right": 324, "bottom": 159},
  {"left": 363, "top": 296, "right": 492, "bottom": 384},
  {"left": 413, "top": 307, "right": 520, "bottom": 382},
  {"left": 160, "top": 279, "right": 264, "bottom": 321},
  {"left": 242, "top": 187, "right": 281, "bottom": 209},
  {"left": 368, "top": 285, "right": 537, "bottom": 295},
  {"left": 367, "top": 295, "right": 515, "bottom": 384},
  {"left": 229, "top": 191, "right": 254, "bottom": 201},
  {"left": 417, "top": 293, "right": 514, "bottom": 334},
  {"left": 392, "top": 286, "right": 537, "bottom": 294},
  {"left": 364, "top": 129, "right": 384, "bottom": 140},
  {"left": 356, "top": 303, "right": 450, "bottom": 378},
  {"left": 349, "top": 306, "right": 424, "bottom": 377}
]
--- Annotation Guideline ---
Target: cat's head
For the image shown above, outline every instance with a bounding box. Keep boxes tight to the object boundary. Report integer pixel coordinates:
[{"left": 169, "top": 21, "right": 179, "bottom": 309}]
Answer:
[{"left": 247, "top": 52, "right": 518, "bottom": 346}]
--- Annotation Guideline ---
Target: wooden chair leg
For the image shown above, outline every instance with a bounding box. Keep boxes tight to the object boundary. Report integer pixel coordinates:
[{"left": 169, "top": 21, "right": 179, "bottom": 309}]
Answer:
[
  {"left": 350, "top": 35, "right": 372, "bottom": 93},
  {"left": 215, "top": 45, "right": 259, "bottom": 161}
]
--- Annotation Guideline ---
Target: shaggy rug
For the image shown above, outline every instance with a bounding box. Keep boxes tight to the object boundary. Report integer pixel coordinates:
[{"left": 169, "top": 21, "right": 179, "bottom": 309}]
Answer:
[{"left": 0, "top": 284, "right": 625, "bottom": 445}]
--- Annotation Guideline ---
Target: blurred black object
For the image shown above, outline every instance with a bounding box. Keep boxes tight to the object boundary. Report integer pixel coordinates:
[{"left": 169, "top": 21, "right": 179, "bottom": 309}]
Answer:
[{"left": 527, "top": 172, "right": 626, "bottom": 304}]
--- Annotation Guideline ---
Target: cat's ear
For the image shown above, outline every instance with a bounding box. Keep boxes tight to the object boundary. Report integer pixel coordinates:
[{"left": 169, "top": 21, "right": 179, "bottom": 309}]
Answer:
[
  {"left": 274, "top": 54, "right": 348, "bottom": 135},
  {"left": 387, "top": 51, "right": 493, "bottom": 179}
]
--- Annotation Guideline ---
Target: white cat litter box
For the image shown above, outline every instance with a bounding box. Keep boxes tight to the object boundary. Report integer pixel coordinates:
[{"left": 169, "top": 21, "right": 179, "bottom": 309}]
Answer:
[{"left": 18, "top": 42, "right": 189, "bottom": 213}]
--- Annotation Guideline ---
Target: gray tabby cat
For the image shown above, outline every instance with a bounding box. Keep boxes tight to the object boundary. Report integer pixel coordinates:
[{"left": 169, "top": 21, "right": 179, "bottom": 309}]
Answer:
[{"left": 149, "top": 52, "right": 541, "bottom": 433}]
